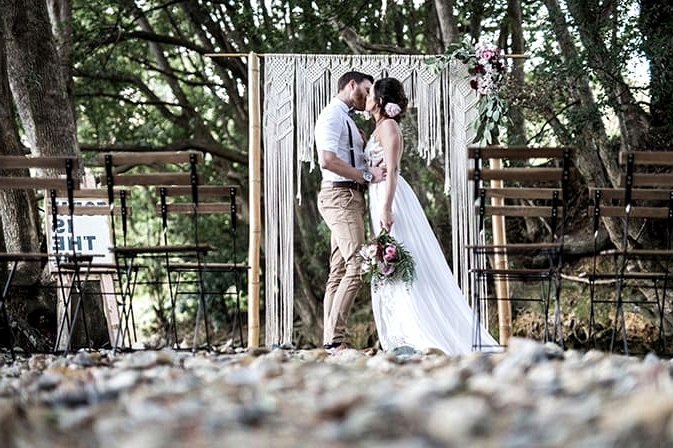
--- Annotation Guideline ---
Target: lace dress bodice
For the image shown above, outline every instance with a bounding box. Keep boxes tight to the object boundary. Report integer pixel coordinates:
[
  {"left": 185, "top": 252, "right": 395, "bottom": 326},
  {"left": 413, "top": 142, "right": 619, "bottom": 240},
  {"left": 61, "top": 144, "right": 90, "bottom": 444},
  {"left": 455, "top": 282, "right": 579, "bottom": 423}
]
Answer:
[{"left": 365, "top": 136, "right": 386, "bottom": 168}]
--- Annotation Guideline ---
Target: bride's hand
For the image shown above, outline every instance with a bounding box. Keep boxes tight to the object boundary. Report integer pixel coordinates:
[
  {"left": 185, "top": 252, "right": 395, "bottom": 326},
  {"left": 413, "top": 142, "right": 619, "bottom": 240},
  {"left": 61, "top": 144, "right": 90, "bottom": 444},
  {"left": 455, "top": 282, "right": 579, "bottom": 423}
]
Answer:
[{"left": 380, "top": 208, "right": 393, "bottom": 232}]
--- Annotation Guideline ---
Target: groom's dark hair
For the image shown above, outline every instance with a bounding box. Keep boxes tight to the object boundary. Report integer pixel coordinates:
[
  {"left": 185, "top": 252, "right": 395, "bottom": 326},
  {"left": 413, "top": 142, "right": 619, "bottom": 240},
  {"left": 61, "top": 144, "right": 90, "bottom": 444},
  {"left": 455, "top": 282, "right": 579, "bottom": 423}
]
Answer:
[{"left": 337, "top": 71, "right": 374, "bottom": 91}]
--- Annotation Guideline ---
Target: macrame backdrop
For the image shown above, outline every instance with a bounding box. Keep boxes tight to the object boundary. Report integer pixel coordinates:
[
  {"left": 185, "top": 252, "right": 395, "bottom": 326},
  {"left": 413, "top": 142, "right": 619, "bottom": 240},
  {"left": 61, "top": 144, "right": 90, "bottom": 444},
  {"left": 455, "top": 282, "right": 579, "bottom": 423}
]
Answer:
[{"left": 263, "top": 54, "right": 481, "bottom": 346}]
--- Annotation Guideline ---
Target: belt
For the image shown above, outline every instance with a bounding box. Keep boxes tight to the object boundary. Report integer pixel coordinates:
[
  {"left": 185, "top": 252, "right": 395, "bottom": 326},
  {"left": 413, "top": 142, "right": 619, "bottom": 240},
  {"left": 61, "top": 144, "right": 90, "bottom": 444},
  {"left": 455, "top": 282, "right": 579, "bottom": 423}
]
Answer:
[{"left": 323, "top": 181, "right": 366, "bottom": 193}]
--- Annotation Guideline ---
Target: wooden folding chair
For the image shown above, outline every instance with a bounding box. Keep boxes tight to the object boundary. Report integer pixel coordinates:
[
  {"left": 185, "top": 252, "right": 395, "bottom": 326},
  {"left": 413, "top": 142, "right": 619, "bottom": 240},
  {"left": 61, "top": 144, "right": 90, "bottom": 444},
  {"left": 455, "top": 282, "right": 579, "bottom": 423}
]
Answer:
[
  {"left": 468, "top": 146, "right": 573, "bottom": 350},
  {"left": 588, "top": 151, "right": 673, "bottom": 355},
  {"left": 0, "top": 155, "right": 93, "bottom": 356},
  {"left": 50, "top": 187, "right": 134, "bottom": 353},
  {"left": 97, "top": 151, "right": 212, "bottom": 351},
  {"left": 157, "top": 184, "right": 248, "bottom": 352}
]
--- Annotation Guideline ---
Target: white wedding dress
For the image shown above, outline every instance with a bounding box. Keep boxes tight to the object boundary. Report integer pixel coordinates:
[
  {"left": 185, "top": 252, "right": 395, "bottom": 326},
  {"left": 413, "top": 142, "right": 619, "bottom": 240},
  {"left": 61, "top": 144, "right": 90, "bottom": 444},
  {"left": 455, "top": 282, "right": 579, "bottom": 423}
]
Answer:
[{"left": 365, "top": 137, "right": 500, "bottom": 355}]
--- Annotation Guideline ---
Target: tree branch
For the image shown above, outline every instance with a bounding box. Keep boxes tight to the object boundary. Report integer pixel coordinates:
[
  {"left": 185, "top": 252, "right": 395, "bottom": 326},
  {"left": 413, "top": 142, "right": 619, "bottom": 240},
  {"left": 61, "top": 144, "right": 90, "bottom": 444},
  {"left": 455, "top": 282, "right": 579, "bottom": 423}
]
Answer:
[
  {"left": 336, "top": 24, "right": 420, "bottom": 54},
  {"left": 79, "top": 140, "right": 247, "bottom": 164}
]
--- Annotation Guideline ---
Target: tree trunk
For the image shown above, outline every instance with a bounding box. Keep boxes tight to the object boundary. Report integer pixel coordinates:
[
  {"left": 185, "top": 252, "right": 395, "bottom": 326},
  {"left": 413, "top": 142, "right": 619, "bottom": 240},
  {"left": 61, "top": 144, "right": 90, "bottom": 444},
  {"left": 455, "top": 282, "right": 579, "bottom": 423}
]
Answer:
[
  {"left": 566, "top": 0, "right": 650, "bottom": 153},
  {"left": 0, "top": 15, "right": 43, "bottom": 282},
  {"left": 434, "top": 0, "right": 459, "bottom": 46},
  {"left": 0, "top": 0, "right": 79, "bottom": 159},
  {"left": 0, "top": 0, "right": 109, "bottom": 351},
  {"left": 46, "top": 0, "right": 75, "bottom": 114},
  {"left": 505, "top": 0, "right": 526, "bottom": 145},
  {"left": 640, "top": 0, "right": 673, "bottom": 147},
  {"left": 542, "top": 0, "right": 632, "bottom": 256}
]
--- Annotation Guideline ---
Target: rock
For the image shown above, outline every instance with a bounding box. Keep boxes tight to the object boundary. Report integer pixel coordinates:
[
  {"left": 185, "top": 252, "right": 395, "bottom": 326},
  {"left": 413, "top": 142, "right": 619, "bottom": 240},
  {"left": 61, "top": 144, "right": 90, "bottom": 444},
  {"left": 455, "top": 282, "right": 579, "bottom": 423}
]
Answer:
[{"left": 0, "top": 337, "right": 672, "bottom": 446}]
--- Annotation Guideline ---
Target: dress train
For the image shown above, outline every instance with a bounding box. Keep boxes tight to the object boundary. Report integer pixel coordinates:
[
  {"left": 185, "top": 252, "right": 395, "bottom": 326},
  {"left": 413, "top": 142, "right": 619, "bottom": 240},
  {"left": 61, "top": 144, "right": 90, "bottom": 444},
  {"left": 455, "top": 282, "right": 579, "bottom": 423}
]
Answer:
[{"left": 366, "top": 138, "right": 499, "bottom": 355}]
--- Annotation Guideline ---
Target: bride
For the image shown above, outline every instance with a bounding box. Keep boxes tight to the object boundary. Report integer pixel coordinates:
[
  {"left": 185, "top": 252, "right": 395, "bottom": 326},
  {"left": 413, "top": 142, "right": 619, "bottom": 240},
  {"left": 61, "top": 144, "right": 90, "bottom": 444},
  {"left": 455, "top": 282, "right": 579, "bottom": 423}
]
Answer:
[{"left": 364, "top": 77, "right": 499, "bottom": 355}]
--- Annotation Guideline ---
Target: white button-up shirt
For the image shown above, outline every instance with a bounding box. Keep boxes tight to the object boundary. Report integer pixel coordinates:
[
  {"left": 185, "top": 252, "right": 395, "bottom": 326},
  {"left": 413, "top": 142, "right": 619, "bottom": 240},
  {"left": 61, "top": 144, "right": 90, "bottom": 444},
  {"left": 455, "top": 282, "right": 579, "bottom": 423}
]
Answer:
[{"left": 314, "top": 97, "right": 366, "bottom": 182}]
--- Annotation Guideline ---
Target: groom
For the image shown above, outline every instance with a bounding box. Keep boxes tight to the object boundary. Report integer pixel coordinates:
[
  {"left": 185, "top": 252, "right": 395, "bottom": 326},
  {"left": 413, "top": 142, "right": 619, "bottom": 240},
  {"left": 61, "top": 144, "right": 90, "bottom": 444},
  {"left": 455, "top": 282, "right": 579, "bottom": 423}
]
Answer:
[{"left": 315, "top": 71, "right": 386, "bottom": 352}]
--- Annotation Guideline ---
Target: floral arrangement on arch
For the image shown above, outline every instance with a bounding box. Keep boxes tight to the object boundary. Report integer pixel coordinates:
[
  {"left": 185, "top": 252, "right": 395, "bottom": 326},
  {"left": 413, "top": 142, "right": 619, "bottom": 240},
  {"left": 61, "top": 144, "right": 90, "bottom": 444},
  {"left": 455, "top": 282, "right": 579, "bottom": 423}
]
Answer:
[
  {"left": 358, "top": 230, "right": 416, "bottom": 290},
  {"left": 427, "top": 36, "right": 508, "bottom": 145}
]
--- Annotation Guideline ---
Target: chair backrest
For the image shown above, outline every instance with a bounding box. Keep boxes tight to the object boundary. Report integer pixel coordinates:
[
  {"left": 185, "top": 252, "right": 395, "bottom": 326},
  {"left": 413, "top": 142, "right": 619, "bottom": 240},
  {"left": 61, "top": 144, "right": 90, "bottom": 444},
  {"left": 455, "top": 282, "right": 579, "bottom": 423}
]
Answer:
[
  {"left": 468, "top": 146, "right": 573, "bottom": 249},
  {"left": 94, "top": 151, "right": 204, "bottom": 243},
  {"left": 0, "top": 155, "right": 80, "bottom": 258},
  {"left": 155, "top": 184, "right": 242, "bottom": 260},
  {"left": 591, "top": 151, "right": 673, "bottom": 251},
  {"left": 0, "top": 155, "right": 78, "bottom": 187}
]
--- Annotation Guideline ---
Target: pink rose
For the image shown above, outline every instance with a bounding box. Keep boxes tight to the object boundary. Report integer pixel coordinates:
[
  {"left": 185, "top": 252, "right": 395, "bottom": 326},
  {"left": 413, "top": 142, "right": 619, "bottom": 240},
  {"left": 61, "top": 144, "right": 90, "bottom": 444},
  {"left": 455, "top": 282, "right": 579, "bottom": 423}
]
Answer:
[
  {"left": 479, "top": 49, "right": 496, "bottom": 60},
  {"left": 383, "top": 244, "right": 397, "bottom": 261}
]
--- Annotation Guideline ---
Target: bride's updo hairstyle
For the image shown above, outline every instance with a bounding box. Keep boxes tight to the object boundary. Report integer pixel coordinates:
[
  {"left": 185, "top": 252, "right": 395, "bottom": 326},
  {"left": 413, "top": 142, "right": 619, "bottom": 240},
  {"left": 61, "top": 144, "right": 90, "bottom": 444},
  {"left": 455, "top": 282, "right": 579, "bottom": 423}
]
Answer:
[{"left": 375, "top": 77, "right": 409, "bottom": 122}]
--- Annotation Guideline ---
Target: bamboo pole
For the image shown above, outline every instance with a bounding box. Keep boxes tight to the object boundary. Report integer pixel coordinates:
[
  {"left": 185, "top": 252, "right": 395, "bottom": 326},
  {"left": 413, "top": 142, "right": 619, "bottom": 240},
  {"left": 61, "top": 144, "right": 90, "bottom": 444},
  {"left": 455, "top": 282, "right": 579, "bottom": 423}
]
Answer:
[
  {"left": 490, "top": 158, "right": 511, "bottom": 345},
  {"left": 247, "top": 52, "right": 261, "bottom": 347}
]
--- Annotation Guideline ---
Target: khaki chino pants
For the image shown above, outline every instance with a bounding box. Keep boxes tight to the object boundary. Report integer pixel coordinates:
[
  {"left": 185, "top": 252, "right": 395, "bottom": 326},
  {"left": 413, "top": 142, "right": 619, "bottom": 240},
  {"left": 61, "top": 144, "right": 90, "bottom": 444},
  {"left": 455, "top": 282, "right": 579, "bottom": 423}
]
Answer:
[{"left": 317, "top": 186, "right": 366, "bottom": 345}]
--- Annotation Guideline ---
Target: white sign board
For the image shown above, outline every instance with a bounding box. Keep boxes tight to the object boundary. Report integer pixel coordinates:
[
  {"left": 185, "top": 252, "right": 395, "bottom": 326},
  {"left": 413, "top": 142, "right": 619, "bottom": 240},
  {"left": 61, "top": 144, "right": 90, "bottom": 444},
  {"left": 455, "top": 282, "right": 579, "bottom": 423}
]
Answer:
[{"left": 46, "top": 198, "right": 114, "bottom": 265}]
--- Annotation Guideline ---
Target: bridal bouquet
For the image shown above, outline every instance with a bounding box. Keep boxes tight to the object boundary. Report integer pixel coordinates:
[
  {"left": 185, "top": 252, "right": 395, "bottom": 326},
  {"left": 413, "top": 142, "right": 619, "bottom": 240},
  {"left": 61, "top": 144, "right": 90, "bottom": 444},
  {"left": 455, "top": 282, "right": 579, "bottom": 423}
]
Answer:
[{"left": 358, "top": 230, "right": 416, "bottom": 290}]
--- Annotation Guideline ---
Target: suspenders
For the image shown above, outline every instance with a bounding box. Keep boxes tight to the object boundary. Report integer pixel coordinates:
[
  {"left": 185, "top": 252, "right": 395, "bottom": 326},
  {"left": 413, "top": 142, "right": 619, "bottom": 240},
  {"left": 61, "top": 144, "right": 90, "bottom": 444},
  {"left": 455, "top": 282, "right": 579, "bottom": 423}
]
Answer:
[{"left": 346, "top": 120, "right": 355, "bottom": 168}]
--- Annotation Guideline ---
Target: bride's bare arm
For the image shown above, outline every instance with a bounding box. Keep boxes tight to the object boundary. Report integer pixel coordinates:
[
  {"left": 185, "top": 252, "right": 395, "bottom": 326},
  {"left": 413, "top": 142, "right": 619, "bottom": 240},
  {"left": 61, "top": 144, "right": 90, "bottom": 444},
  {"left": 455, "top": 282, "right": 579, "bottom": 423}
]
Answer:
[{"left": 377, "top": 119, "right": 403, "bottom": 231}]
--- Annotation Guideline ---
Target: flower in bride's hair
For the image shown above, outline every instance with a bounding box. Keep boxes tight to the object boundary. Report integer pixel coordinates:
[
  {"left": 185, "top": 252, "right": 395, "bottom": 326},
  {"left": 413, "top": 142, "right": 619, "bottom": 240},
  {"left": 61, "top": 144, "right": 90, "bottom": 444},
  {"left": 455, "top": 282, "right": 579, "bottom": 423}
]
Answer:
[
  {"left": 384, "top": 102, "right": 401, "bottom": 118},
  {"left": 358, "top": 230, "right": 415, "bottom": 290}
]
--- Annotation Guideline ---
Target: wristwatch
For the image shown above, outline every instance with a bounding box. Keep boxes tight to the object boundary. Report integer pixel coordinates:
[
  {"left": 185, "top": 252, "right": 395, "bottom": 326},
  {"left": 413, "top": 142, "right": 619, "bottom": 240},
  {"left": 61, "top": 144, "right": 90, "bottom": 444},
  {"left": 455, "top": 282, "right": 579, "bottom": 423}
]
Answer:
[{"left": 362, "top": 169, "right": 373, "bottom": 184}]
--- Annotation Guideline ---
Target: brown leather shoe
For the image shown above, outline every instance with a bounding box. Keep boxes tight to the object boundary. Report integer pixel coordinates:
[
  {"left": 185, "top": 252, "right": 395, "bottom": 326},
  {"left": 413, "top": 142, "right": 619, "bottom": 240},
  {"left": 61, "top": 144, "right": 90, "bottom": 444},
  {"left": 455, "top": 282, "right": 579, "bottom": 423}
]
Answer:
[{"left": 333, "top": 342, "right": 354, "bottom": 352}]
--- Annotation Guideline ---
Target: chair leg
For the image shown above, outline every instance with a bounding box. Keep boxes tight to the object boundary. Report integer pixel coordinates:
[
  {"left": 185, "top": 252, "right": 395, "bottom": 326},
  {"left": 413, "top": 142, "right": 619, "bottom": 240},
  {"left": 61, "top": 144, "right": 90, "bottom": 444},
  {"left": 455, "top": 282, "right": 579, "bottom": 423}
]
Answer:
[
  {"left": 53, "top": 279, "right": 73, "bottom": 352},
  {"left": 0, "top": 261, "right": 18, "bottom": 360},
  {"left": 662, "top": 276, "right": 671, "bottom": 354},
  {"left": 610, "top": 276, "right": 629, "bottom": 355},
  {"left": 202, "top": 297, "right": 212, "bottom": 349},
  {"left": 231, "top": 269, "right": 245, "bottom": 347},
  {"left": 65, "top": 289, "right": 86, "bottom": 355},
  {"left": 63, "top": 262, "right": 95, "bottom": 355},
  {"left": 471, "top": 269, "right": 489, "bottom": 351},
  {"left": 551, "top": 273, "right": 564, "bottom": 349},
  {"left": 191, "top": 267, "right": 209, "bottom": 352},
  {"left": 654, "top": 279, "right": 665, "bottom": 354},
  {"left": 196, "top": 268, "right": 212, "bottom": 350},
  {"left": 540, "top": 278, "right": 551, "bottom": 343},
  {"left": 472, "top": 289, "right": 483, "bottom": 350},
  {"left": 192, "top": 295, "right": 203, "bottom": 353},
  {"left": 113, "top": 258, "right": 139, "bottom": 353},
  {"left": 588, "top": 275, "right": 597, "bottom": 349}
]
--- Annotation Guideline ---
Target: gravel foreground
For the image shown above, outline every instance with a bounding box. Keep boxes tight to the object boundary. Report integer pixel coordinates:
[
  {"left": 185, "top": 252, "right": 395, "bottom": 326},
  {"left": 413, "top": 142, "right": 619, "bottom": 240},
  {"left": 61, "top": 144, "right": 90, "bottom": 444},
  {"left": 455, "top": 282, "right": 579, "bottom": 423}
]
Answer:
[{"left": 1, "top": 337, "right": 672, "bottom": 448}]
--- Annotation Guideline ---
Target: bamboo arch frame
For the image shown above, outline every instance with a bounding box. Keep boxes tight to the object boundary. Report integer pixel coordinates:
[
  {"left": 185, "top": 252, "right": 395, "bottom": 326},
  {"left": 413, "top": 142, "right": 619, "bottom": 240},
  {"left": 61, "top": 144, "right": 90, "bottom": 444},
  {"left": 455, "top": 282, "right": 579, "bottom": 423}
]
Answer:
[{"left": 207, "top": 51, "right": 522, "bottom": 348}]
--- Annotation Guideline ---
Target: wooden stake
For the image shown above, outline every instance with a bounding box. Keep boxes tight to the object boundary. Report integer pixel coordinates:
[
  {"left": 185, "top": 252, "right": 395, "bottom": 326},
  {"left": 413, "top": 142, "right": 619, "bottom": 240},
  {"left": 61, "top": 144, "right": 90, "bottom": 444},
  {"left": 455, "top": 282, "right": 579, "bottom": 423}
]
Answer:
[{"left": 490, "top": 158, "right": 512, "bottom": 345}]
